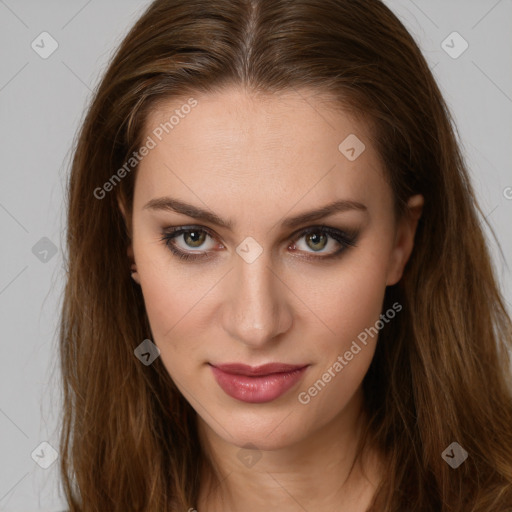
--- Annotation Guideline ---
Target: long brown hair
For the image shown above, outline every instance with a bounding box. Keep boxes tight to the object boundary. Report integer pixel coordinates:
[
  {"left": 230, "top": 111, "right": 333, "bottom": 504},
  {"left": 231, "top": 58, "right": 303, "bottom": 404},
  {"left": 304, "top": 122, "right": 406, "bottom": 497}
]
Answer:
[{"left": 59, "top": 0, "right": 512, "bottom": 510}]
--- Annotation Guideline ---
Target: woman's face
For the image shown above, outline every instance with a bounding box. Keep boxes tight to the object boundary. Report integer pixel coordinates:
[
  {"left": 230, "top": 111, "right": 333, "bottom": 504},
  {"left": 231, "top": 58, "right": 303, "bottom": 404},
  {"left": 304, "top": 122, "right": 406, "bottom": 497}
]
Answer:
[{"left": 125, "top": 86, "right": 422, "bottom": 451}]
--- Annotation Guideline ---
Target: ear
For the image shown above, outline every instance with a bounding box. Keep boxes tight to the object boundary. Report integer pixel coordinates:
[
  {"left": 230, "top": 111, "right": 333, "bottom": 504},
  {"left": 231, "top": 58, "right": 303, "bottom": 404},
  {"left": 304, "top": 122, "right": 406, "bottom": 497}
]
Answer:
[
  {"left": 117, "top": 195, "right": 140, "bottom": 285},
  {"left": 386, "top": 194, "right": 424, "bottom": 286}
]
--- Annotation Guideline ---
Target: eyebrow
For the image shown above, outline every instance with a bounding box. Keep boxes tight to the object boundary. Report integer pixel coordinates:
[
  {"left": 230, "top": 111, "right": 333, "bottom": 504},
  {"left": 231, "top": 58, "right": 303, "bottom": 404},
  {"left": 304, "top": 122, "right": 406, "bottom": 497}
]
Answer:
[{"left": 143, "top": 196, "right": 368, "bottom": 230}]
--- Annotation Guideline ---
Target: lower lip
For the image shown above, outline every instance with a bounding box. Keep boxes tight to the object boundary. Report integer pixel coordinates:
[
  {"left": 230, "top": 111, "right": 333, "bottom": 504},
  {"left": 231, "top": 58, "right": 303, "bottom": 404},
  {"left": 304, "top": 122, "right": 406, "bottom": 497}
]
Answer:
[{"left": 210, "top": 365, "right": 308, "bottom": 403}]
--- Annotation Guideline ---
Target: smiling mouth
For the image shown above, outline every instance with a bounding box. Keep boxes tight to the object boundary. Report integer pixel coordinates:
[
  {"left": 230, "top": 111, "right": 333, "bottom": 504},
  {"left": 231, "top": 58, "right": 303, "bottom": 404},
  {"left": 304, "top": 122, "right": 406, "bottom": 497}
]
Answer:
[{"left": 208, "top": 362, "right": 309, "bottom": 403}]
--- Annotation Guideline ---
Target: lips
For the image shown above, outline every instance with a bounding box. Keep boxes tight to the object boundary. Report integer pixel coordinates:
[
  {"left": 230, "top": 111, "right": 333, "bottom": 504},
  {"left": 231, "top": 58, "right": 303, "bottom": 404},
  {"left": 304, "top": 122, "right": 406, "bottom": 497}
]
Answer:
[{"left": 209, "top": 362, "right": 309, "bottom": 403}]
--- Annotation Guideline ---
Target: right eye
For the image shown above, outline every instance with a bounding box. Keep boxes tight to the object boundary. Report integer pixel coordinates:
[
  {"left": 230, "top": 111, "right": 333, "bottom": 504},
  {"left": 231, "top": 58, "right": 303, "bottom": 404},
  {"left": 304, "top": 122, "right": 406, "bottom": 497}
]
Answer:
[{"left": 160, "top": 226, "right": 220, "bottom": 261}]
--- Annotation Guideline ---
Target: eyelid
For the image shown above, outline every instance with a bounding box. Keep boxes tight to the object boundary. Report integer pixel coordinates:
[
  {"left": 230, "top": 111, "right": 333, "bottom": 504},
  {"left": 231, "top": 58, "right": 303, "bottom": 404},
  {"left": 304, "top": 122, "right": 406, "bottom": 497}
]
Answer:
[
  {"left": 290, "top": 224, "right": 356, "bottom": 241},
  {"left": 160, "top": 224, "right": 359, "bottom": 261},
  {"left": 289, "top": 225, "right": 359, "bottom": 260}
]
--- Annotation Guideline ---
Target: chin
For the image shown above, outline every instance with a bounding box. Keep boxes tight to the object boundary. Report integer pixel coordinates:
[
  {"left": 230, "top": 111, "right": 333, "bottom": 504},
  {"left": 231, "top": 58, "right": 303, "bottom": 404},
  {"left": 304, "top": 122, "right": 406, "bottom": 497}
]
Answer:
[{"left": 199, "top": 403, "right": 312, "bottom": 451}]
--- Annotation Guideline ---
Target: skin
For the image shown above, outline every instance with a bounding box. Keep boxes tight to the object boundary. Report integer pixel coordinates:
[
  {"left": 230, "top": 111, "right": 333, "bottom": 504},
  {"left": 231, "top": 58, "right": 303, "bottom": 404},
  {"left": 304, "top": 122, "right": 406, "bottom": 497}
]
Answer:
[{"left": 120, "top": 85, "right": 424, "bottom": 511}]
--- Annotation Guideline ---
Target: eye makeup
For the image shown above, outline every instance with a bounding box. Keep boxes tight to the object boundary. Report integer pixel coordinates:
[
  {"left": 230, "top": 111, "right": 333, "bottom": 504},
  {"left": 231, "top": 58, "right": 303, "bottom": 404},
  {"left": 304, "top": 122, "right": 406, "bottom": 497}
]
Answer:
[{"left": 158, "top": 224, "right": 360, "bottom": 263}]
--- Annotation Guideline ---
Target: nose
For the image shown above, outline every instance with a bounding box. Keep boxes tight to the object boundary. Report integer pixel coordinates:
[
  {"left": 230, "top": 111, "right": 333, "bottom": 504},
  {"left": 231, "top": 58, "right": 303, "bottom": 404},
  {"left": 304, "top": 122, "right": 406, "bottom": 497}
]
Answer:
[{"left": 221, "top": 251, "right": 293, "bottom": 349}]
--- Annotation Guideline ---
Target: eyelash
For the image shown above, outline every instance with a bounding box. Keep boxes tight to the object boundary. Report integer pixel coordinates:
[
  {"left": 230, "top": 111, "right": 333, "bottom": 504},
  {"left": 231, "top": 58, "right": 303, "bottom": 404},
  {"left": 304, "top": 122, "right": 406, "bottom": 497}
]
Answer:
[{"left": 159, "top": 225, "right": 359, "bottom": 263}]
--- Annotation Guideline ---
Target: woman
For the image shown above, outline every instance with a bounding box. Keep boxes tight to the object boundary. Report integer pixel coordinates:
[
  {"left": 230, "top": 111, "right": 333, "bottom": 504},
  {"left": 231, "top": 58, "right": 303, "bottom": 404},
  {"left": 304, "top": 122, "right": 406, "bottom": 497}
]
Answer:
[{"left": 59, "top": 0, "right": 512, "bottom": 510}]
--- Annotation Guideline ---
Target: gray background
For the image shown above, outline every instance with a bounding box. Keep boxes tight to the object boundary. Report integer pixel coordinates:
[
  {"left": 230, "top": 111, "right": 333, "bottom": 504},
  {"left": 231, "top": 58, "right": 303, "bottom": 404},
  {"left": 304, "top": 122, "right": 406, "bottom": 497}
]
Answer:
[{"left": 0, "top": 1, "right": 511, "bottom": 510}]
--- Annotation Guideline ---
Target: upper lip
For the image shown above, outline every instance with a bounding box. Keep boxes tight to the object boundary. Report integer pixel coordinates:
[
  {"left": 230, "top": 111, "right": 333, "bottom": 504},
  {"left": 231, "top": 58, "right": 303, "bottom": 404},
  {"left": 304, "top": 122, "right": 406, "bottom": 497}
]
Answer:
[{"left": 210, "top": 362, "right": 308, "bottom": 376}]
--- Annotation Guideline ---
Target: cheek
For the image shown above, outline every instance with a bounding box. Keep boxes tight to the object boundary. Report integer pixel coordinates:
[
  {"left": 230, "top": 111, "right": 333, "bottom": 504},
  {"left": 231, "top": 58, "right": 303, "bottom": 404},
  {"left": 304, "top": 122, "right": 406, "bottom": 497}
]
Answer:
[
  {"left": 132, "top": 233, "right": 212, "bottom": 357},
  {"left": 138, "top": 269, "right": 213, "bottom": 396},
  {"left": 292, "top": 242, "right": 391, "bottom": 401},
  {"left": 293, "top": 285, "right": 387, "bottom": 436},
  {"left": 298, "top": 240, "right": 391, "bottom": 352},
  {"left": 138, "top": 266, "right": 211, "bottom": 358}
]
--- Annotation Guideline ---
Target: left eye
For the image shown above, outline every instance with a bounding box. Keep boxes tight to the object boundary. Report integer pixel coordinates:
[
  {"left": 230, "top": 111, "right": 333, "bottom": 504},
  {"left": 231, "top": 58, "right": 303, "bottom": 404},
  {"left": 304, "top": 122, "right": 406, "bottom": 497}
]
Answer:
[
  {"left": 292, "top": 231, "right": 338, "bottom": 253},
  {"left": 288, "top": 226, "right": 359, "bottom": 258}
]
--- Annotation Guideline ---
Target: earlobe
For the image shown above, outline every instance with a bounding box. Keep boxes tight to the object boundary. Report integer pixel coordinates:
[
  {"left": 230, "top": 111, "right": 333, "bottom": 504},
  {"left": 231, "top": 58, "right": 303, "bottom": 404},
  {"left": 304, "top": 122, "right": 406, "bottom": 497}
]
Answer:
[
  {"left": 386, "top": 194, "right": 424, "bottom": 286},
  {"left": 127, "top": 245, "right": 140, "bottom": 285},
  {"left": 130, "top": 263, "right": 140, "bottom": 284}
]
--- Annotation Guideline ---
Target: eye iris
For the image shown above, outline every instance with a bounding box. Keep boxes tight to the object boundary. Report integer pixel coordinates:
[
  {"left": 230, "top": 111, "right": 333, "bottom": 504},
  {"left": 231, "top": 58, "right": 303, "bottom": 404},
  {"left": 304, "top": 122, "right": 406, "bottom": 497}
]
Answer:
[
  {"left": 184, "top": 230, "right": 206, "bottom": 248},
  {"left": 306, "top": 232, "right": 327, "bottom": 251}
]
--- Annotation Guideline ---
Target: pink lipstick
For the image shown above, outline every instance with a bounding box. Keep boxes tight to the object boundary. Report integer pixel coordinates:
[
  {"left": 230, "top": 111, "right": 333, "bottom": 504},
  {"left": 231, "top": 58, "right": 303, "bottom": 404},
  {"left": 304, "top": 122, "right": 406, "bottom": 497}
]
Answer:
[{"left": 209, "top": 362, "right": 308, "bottom": 403}]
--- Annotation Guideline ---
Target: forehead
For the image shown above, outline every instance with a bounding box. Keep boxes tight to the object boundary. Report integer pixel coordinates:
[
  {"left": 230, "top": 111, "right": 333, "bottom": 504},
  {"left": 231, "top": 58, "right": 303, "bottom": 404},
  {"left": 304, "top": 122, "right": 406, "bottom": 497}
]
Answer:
[
  {"left": 142, "top": 86, "right": 372, "bottom": 152},
  {"left": 134, "top": 86, "right": 389, "bottom": 218}
]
